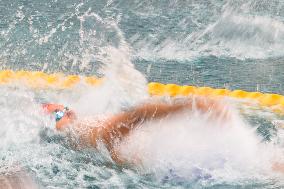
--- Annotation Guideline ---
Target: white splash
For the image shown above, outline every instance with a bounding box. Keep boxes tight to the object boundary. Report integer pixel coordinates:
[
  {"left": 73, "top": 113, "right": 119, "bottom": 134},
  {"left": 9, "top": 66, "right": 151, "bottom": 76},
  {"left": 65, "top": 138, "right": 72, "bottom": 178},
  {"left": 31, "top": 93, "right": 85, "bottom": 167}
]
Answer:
[
  {"left": 134, "top": 2, "right": 284, "bottom": 61},
  {"left": 118, "top": 104, "right": 283, "bottom": 182}
]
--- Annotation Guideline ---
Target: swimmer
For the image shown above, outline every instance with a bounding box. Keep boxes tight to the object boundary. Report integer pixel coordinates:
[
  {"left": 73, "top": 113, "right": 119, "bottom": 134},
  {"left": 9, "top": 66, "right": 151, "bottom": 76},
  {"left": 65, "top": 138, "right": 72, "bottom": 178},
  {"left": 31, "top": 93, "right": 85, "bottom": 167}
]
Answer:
[
  {"left": 42, "top": 97, "right": 284, "bottom": 173},
  {"left": 42, "top": 97, "right": 229, "bottom": 162}
]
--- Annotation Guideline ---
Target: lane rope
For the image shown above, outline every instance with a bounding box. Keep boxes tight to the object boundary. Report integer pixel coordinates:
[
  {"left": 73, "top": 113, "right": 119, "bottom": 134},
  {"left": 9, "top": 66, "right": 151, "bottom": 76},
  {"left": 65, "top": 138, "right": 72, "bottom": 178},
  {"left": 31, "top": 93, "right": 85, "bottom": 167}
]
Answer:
[
  {"left": 0, "top": 70, "right": 102, "bottom": 88},
  {"left": 1, "top": 70, "right": 284, "bottom": 114}
]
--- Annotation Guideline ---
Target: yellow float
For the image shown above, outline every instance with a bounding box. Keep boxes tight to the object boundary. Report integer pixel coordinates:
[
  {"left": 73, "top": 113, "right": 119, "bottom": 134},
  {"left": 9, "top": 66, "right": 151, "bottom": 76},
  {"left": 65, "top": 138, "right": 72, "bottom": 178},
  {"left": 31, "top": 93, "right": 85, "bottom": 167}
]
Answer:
[{"left": 0, "top": 70, "right": 284, "bottom": 114}]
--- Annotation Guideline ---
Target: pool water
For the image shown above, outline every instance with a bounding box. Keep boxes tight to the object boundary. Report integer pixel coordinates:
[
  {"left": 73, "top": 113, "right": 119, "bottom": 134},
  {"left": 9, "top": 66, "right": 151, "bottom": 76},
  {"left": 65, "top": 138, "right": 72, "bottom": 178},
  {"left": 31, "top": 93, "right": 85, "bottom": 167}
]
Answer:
[{"left": 1, "top": 0, "right": 284, "bottom": 188}]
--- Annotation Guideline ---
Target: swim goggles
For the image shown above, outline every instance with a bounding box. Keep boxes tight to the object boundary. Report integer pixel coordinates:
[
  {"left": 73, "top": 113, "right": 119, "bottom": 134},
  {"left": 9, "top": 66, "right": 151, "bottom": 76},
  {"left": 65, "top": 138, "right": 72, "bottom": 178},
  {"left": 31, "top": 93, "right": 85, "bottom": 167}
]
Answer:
[{"left": 54, "top": 107, "right": 69, "bottom": 122}]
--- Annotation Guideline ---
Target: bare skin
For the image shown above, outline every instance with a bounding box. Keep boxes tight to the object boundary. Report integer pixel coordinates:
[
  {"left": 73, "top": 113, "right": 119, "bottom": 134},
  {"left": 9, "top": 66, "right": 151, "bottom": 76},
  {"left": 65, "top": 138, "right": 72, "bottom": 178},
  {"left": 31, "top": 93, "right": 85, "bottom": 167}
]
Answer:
[{"left": 42, "top": 97, "right": 284, "bottom": 172}]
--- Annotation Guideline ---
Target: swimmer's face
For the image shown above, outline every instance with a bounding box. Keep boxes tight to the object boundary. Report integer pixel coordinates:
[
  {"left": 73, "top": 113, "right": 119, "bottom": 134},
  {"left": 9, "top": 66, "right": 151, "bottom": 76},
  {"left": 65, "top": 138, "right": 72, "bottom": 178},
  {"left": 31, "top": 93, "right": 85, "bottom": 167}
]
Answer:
[
  {"left": 55, "top": 110, "right": 76, "bottom": 130},
  {"left": 42, "top": 103, "right": 77, "bottom": 130},
  {"left": 42, "top": 103, "right": 76, "bottom": 120}
]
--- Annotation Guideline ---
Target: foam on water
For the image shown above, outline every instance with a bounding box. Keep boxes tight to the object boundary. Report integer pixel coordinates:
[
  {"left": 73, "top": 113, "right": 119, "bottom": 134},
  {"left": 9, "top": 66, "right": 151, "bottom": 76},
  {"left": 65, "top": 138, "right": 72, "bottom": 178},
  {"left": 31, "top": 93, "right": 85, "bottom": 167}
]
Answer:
[
  {"left": 134, "top": 0, "right": 284, "bottom": 61},
  {"left": 0, "top": 87, "right": 47, "bottom": 172},
  {"left": 3, "top": 0, "right": 284, "bottom": 69},
  {"left": 118, "top": 103, "right": 284, "bottom": 185}
]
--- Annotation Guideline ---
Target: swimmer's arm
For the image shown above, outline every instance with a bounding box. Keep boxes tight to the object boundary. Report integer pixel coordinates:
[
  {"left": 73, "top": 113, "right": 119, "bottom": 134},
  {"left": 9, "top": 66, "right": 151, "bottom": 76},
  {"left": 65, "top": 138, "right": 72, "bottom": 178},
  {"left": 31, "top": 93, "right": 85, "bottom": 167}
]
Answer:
[
  {"left": 100, "top": 100, "right": 195, "bottom": 163},
  {"left": 106, "top": 96, "right": 229, "bottom": 131},
  {"left": 100, "top": 97, "right": 227, "bottom": 163},
  {"left": 101, "top": 97, "right": 229, "bottom": 161},
  {"left": 142, "top": 96, "right": 229, "bottom": 121},
  {"left": 190, "top": 96, "right": 231, "bottom": 120}
]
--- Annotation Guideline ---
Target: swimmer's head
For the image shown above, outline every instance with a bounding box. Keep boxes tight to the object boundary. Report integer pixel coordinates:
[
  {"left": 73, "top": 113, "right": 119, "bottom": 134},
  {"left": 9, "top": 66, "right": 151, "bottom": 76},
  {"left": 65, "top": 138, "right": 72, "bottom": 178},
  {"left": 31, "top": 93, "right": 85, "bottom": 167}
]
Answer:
[{"left": 42, "top": 103, "right": 76, "bottom": 130}]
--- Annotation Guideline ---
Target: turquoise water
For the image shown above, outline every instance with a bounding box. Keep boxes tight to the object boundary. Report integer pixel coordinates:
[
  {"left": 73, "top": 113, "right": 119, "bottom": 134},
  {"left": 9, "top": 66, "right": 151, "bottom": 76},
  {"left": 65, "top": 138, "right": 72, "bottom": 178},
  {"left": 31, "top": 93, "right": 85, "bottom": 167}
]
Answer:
[{"left": 1, "top": 0, "right": 284, "bottom": 188}]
